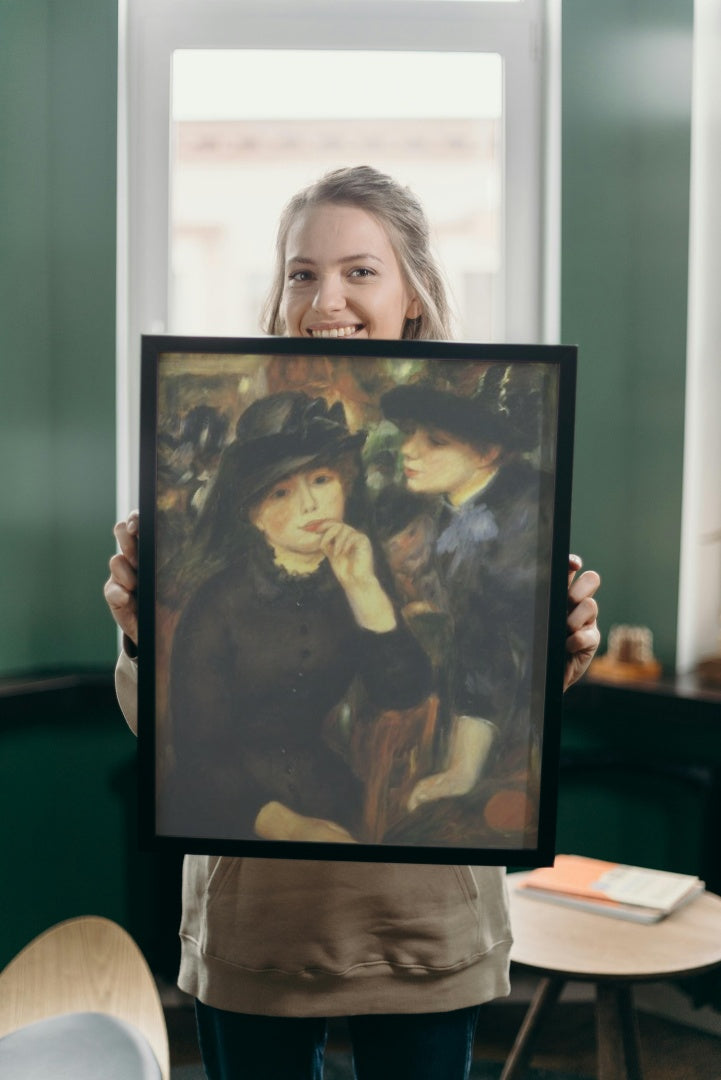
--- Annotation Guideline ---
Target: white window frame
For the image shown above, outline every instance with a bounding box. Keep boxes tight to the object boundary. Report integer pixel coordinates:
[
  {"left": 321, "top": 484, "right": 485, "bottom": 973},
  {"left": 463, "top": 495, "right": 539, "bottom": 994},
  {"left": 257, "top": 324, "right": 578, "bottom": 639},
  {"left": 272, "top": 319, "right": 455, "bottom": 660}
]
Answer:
[
  {"left": 676, "top": 0, "right": 721, "bottom": 674},
  {"left": 117, "top": 0, "right": 558, "bottom": 512}
]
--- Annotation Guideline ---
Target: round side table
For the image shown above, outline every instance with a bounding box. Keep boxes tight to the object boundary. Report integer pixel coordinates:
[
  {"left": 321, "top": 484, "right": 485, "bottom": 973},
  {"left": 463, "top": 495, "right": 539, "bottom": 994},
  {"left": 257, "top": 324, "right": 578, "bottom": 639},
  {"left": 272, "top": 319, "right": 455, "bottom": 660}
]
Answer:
[{"left": 502, "top": 872, "right": 721, "bottom": 1080}]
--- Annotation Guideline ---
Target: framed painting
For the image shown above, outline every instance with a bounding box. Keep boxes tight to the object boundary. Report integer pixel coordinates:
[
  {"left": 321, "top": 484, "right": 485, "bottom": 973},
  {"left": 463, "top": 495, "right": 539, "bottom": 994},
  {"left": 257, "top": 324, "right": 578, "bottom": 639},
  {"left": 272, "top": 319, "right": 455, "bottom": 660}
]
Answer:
[{"left": 137, "top": 336, "right": 576, "bottom": 865}]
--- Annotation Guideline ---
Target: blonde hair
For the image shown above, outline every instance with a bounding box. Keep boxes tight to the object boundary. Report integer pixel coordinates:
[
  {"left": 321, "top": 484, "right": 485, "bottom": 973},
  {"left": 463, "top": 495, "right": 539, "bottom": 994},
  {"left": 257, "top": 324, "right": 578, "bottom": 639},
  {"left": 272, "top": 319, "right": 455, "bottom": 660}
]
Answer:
[{"left": 262, "top": 165, "right": 454, "bottom": 341}]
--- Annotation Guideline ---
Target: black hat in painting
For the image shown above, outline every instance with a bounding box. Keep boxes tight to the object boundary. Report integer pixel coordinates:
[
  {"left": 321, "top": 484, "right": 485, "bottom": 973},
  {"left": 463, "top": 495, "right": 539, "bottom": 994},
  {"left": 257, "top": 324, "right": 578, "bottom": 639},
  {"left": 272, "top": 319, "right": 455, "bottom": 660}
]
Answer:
[
  {"left": 218, "top": 391, "right": 366, "bottom": 507},
  {"left": 380, "top": 363, "right": 541, "bottom": 453}
]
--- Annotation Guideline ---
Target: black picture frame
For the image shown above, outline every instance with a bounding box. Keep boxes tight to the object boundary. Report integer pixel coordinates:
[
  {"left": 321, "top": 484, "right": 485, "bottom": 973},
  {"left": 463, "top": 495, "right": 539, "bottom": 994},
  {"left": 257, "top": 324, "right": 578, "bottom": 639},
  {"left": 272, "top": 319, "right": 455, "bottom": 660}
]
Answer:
[{"left": 138, "top": 335, "right": 576, "bottom": 866}]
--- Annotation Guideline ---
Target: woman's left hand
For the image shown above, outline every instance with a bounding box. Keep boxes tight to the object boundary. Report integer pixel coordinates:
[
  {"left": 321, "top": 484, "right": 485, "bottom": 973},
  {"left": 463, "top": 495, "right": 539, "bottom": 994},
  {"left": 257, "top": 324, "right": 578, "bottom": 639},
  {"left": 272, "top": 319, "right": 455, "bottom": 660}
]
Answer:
[
  {"left": 565, "top": 554, "right": 601, "bottom": 691},
  {"left": 407, "top": 714, "right": 494, "bottom": 811}
]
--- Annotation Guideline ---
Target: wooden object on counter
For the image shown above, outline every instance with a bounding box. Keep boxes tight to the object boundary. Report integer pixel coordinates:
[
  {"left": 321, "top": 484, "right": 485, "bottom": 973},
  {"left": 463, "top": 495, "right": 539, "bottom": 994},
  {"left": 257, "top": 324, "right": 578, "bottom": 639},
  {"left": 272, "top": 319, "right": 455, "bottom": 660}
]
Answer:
[{"left": 590, "top": 624, "right": 662, "bottom": 683}]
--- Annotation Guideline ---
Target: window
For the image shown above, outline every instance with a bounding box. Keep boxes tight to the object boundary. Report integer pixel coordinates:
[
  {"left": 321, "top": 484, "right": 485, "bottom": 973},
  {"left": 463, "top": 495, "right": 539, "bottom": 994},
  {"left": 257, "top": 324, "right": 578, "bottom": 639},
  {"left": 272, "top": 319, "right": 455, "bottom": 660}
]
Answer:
[
  {"left": 169, "top": 49, "right": 503, "bottom": 340},
  {"left": 118, "top": 0, "right": 557, "bottom": 509}
]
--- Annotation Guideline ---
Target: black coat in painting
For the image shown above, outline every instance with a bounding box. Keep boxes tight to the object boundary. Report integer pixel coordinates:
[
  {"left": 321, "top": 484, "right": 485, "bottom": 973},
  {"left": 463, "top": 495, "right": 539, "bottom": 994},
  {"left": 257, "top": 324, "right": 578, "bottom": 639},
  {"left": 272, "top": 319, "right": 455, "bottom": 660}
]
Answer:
[
  {"left": 433, "top": 461, "right": 552, "bottom": 759},
  {"left": 166, "top": 540, "right": 432, "bottom": 841}
]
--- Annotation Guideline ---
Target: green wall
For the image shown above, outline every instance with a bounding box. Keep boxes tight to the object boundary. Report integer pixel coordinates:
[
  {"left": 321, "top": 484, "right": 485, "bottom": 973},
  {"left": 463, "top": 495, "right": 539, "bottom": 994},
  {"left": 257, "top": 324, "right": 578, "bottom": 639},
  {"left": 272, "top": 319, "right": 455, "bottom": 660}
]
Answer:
[
  {"left": 562, "top": 0, "right": 693, "bottom": 669},
  {"left": 0, "top": 0, "right": 118, "bottom": 675},
  {"left": 0, "top": 0, "right": 127, "bottom": 970}
]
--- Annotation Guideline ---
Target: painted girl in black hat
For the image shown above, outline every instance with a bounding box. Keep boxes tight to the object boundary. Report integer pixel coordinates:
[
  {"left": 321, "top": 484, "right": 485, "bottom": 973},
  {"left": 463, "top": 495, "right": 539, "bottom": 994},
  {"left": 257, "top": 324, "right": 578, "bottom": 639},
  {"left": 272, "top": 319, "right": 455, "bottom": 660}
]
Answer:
[
  {"left": 380, "top": 366, "right": 551, "bottom": 827},
  {"left": 165, "top": 389, "right": 432, "bottom": 843}
]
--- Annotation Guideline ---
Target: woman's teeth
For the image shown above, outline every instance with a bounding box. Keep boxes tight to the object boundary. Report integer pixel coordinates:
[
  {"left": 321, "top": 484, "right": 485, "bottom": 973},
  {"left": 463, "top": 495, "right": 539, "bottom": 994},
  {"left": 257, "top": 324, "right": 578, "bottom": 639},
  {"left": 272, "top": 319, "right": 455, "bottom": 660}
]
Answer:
[{"left": 310, "top": 326, "right": 360, "bottom": 338}]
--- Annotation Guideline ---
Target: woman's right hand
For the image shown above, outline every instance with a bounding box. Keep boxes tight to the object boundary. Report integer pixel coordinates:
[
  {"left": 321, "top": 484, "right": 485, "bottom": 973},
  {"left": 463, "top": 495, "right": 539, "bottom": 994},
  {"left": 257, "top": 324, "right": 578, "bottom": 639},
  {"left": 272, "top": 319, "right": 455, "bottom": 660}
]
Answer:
[
  {"left": 103, "top": 510, "right": 139, "bottom": 646},
  {"left": 318, "top": 521, "right": 397, "bottom": 633}
]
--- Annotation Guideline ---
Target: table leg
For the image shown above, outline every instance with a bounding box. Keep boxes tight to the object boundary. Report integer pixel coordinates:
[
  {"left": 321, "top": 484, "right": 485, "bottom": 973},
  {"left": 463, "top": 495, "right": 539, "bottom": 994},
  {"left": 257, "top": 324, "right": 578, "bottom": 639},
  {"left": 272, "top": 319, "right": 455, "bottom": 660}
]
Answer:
[
  {"left": 596, "top": 982, "right": 643, "bottom": 1080},
  {"left": 499, "top": 976, "right": 565, "bottom": 1080}
]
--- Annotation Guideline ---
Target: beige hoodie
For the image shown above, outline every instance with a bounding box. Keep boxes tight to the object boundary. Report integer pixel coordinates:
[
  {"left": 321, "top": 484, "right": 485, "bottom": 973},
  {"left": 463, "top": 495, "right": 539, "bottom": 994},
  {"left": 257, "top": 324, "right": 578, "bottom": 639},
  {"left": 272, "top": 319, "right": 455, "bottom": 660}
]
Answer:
[{"left": 116, "top": 651, "right": 512, "bottom": 1016}]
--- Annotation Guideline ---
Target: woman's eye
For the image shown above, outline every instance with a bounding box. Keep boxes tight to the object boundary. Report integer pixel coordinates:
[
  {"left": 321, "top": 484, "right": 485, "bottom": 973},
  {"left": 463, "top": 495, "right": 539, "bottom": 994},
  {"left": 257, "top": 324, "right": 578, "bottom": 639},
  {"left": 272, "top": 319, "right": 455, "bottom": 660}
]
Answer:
[
  {"left": 312, "top": 473, "right": 333, "bottom": 486},
  {"left": 349, "top": 267, "right": 374, "bottom": 279},
  {"left": 429, "top": 434, "right": 449, "bottom": 448},
  {"left": 271, "top": 486, "right": 289, "bottom": 499},
  {"left": 288, "top": 270, "right": 313, "bottom": 283}
]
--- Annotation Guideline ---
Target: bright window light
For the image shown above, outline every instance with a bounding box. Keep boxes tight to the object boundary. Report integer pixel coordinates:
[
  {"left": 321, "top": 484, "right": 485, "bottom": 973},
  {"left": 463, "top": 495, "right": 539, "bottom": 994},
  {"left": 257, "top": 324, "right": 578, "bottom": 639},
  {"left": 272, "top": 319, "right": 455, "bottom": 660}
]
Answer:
[
  {"left": 170, "top": 50, "right": 504, "bottom": 341},
  {"left": 172, "top": 50, "right": 502, "bottom": 121}
]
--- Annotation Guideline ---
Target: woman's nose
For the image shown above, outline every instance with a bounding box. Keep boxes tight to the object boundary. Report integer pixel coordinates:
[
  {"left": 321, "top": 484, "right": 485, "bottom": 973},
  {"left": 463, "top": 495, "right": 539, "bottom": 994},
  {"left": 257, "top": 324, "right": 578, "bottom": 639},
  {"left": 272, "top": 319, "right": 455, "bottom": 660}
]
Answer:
[
  {"left": 297, "top": 476, "right": 318, "bottom": 512},
  {"left": 312, "top": 274, "right": 345, "bottom": 315},
  {"left": 402, "top": 432, "right": 420, "bottom": 459}
]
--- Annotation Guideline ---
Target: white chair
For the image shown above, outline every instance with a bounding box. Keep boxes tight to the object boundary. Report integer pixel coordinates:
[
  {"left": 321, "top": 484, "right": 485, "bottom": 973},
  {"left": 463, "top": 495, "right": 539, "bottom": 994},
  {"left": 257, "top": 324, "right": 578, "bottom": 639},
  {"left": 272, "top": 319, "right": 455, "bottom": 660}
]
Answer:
[{"left": 0, "top": 915, "right": 170, "bottom": 1079}]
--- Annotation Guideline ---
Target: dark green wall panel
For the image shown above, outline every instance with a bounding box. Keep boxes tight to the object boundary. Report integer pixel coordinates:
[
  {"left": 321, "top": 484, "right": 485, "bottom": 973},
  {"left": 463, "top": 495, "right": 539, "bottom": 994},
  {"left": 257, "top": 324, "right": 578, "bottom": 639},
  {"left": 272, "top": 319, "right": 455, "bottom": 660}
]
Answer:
[
  {"left": 562, "top": 1, "right": 693, "bottom": 668},
  {"left": 0, "top": 683, "right": 183, "bottom": 975},
  {"left": 47, "top": 2, "right": 119, "bottom": 667},
  {"left": 0, "top": 702, "right": 133, "bottom": 965},
  {"left": 0, "top": 0, "right": 118, "bottom": 675},
  {"left": 1, "top": 2, "right": 55, "bottom": 669},
  {"left": 559, "top": 682, "right": 721, "bottom": 888}
]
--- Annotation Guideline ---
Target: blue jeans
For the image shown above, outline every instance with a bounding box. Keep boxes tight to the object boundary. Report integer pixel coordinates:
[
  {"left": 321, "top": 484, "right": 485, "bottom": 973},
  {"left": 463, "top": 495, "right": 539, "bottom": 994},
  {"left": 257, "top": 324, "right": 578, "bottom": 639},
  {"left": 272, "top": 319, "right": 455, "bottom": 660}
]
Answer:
[{"left": 195, "top": 1000, "right": 481, "bottom": 1080}]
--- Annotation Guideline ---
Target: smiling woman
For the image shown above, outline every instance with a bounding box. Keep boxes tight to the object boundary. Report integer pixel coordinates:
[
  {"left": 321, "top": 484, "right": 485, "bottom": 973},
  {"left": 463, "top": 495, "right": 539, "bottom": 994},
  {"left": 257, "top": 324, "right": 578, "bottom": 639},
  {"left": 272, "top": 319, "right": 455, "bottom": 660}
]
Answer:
[
  {"left": 263, "top": 166, "right": 451, "bottom": 341},
  {"left": 107, "top": 148, "right": 594, "bottom": 1080}
]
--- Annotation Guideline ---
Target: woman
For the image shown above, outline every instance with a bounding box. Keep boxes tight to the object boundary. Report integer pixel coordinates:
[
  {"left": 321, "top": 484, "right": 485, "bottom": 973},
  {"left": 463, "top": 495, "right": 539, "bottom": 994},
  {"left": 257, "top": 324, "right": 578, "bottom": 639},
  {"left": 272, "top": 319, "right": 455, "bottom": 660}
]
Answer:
[
  {"left": 106, "top": 165, "right": 600, "bottom": 1080},
  {"left": 380, "top": 372, "right": 554, "bottom": 825},
  {"left": 165, "top": 390, "right": 431, "bottom": 842}
]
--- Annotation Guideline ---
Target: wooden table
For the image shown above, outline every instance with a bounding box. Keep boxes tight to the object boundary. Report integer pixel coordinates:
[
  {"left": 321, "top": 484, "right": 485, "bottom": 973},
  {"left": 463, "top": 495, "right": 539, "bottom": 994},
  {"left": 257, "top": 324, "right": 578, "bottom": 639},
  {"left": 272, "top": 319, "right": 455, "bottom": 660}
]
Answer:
[{"left": 502, "top": 873, "right": 721, "bottom": 1080}]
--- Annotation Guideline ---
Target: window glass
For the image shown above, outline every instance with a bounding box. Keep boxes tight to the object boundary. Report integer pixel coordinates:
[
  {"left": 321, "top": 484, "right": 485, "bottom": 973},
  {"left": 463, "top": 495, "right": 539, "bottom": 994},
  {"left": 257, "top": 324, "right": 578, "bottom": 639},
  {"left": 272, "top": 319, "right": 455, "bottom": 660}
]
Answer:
[{"left": 170, "top": 50, "right": 503, "bottom": 341}]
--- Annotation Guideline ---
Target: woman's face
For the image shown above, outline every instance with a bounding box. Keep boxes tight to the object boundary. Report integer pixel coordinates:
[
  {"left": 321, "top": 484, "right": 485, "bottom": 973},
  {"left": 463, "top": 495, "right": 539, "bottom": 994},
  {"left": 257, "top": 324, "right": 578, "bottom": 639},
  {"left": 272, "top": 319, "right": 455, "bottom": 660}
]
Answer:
[
  {"left": 250, "top": 465, "right": 346, "bottom": 558},
  {"left": 401, "top": 426, "right": 497, "bottom": 502},
  {"left": 281, "top": 203, "right": 421, "bottom": 341}
]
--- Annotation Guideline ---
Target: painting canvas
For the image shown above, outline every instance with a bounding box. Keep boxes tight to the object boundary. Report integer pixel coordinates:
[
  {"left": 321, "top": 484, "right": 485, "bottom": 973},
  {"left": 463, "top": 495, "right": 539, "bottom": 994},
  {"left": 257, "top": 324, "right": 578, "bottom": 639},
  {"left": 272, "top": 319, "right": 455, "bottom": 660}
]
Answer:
[{"left": 138, "top": 336, "right": 576, "bottom": 865}]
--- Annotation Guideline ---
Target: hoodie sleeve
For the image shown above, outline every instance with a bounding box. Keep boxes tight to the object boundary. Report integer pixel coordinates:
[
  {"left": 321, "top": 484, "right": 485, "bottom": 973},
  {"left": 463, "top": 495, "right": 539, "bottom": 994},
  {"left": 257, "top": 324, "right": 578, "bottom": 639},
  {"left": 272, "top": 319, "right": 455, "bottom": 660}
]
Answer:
[{"left": 115, "top": 646, "right": 139, "bottom": 736}]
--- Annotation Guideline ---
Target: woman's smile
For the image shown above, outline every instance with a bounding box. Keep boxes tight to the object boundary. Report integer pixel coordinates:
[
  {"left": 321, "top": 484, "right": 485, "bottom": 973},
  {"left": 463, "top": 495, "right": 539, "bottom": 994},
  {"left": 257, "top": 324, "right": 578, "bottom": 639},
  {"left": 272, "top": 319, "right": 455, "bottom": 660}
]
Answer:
[{"left": 306, "top": 324, "right": 364, "bottom": 339}]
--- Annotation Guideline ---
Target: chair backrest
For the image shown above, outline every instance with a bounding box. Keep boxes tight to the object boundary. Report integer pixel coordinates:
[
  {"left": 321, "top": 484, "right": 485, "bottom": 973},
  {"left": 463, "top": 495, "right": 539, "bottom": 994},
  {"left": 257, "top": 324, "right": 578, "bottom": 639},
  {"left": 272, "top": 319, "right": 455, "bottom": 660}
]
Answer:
[{"left": 0, "top": 915, "right": 170, "bottom": 1080}]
